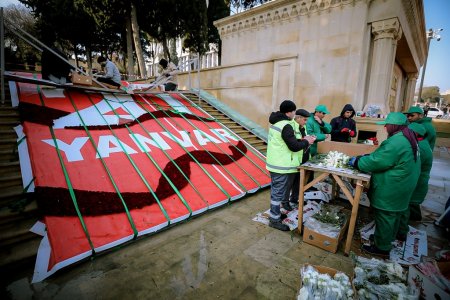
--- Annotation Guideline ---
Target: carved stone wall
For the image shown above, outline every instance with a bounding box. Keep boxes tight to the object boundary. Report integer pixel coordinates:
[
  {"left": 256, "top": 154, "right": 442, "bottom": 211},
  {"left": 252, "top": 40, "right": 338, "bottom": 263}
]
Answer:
[{"left": 178, "top": 0, "right": 427, "bottom": 130}]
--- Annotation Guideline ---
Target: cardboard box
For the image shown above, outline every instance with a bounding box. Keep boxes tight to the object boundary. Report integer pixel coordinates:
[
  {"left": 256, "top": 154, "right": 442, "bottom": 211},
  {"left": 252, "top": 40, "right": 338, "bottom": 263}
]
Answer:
[
  {"left": 303, "top": 209, "right": 350, "bottom": 253},
  {"left": 317, "top": 141, "right": 377, "bottom": 157},
  {"left": 299, "top": 264, "right": 353, "bottom": 295},
  {"left": 408, "top": 261, "right": 450, "bottom": 299},
  {"left": 71, "top": 73, "right": 93, "bottom": 86}
]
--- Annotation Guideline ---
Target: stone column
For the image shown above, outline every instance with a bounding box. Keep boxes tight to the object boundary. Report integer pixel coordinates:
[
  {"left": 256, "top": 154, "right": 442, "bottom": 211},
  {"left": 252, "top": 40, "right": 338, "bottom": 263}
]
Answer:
[
  {"left": 404, "top": 73, "right": 419, "bottom": 110},
  {"left": 366, "top": 18, "right": 403, "bottom": 113}
]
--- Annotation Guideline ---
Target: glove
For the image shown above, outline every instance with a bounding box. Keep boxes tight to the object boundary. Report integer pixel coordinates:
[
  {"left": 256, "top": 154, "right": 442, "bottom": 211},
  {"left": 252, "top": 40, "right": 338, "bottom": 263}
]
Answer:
[
  {"left": 349, "top": 130, "right": 355, "bottom": 137},
  {"left": 348, "top": 156, "right": 358, "bottom": 169},
  {"left": 341, "top": 128, "right": 349, "bottom": 133}
]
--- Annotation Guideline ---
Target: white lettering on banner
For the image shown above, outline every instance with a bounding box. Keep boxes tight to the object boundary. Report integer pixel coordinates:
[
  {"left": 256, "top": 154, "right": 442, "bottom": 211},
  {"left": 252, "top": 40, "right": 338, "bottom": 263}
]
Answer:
[
  {"left": 210, "top": 128, "right": 239, "bottom": 142},
  {"left": 193, "top": 130, "right": 221, "bottom": 145},
  {"left": 96, "top": 135, "right": 138, "bottom": 158},
  {"left": 130, "top": 133, "right": 171, "bottom": 152},
  {"left": 162, "top": 131, "right": 194, "bottom": 148},
  {"left": 42, "top": 137, "right": 89, "bottom": 162},
  {"left": 42, "top": 128, "right": 236, "bottom": 162}
]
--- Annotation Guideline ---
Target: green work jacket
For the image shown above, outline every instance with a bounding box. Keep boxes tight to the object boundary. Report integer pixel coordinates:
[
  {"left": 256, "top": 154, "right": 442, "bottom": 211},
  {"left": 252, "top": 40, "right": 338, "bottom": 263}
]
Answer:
[
  {"left": 410, "top": 139, "right": 433, "bottom": 204},
  {"left": 415, "top": 117, "right": 436, "bottom": 150},
  {"left": 306, "top": 115, "right": 331, "bottom": 156},
  {"left": 357, "top": 132, "right": 421, "bottom": 212}
]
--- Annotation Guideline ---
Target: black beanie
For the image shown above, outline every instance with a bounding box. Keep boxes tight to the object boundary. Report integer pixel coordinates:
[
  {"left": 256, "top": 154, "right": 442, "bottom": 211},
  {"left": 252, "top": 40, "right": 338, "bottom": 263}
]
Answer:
[{"left": 279, "top": 100, "right": 296, "bottom": 113}]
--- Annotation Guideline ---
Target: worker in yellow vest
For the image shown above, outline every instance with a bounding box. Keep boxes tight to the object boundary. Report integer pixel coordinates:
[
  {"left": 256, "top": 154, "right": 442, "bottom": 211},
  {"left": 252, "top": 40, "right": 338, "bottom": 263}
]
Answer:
[{"left": 266, "top": 100, "right": 316, "bottom": 231}]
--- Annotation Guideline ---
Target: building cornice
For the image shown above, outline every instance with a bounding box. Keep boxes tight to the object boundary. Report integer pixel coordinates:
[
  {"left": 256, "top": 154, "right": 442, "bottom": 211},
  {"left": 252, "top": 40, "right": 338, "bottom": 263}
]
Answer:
[
  {"left": 401, "top": 0, "right": 427, "bottom": 65},
  {"left": 214, "top": 0, "right": 370, "bottom": 38}
]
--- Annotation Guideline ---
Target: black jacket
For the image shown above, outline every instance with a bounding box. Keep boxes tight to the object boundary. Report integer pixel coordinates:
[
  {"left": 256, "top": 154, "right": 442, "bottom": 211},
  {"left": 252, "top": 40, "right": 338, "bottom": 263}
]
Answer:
[
  {"left": 330, "top": 104, "right": 357, "bottom": 143},
  {"left": 269, "top": 112, "right": 309, "bottom": 152},
  {"left": 41, "top": 48, "right": 74, "bottom": 81}
]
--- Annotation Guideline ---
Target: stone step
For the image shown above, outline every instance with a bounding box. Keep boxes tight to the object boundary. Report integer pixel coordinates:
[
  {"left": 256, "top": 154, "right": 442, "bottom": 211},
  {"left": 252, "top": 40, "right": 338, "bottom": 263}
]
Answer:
[
  {"left": 0, "top": 120, "right": 20, "bottom": 131},
  {"left": 0, "top": 148, "right": 19, "bottom": 162},
  {"left": 0, "top": 236, "right": 40, "bottom": 269},
  {"left": 0, "top": 200, "right": 38, "bottom": 226},
  {"left": 0, "top": 216, "right": 38, "bottom": 248},
  {"left": 0, "top": 186, "right": 26, "bottom": 208},
  {"left": 0, "top": 161, "right": 21, "bottom": 175},
  {"left": 0, "top": 173, "right": 22, "bottom": 189},
  {"left": 0, "top": 128, "right": 18, "bottom": 139}
]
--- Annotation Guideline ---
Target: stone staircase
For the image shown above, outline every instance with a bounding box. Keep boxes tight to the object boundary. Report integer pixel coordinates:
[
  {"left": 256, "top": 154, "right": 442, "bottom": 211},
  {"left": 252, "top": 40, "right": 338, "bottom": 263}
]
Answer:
[
  {"left": 183, "top": 92, "right": 268, "bottom": 154},
  {"left": 0, "top": 85, "right": 40, "bottom": 274}
]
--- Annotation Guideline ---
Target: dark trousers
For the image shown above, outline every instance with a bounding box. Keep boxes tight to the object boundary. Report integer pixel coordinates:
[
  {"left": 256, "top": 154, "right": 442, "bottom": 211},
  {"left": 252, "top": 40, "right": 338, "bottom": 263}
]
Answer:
[
  {"left": 164, "top": 82, "right": 177, "bottom": 91},
  {"left": 269, "top": 172, "right": 296, "bottom": 220},
  {"left": 97, "top": 77, "right": 121, "bottom": 87}
]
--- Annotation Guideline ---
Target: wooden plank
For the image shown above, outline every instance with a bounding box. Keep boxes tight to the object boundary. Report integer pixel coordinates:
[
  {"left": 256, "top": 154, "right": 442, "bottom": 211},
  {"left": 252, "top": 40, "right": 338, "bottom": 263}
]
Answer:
[
  {"left": 5, "top": 72, "right": 128, "bottom": 94},
  {"left": 300, "top": 163, "right": 370, "bottom": 181},
  {"left": 318, "top": 141, "right": 378, "bottom": 157}
]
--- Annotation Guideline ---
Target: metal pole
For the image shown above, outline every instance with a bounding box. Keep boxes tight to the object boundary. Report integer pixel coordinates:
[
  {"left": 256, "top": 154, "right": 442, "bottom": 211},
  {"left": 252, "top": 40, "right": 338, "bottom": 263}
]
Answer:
[
  {"left": 417, "top": 31, "right": 432, "bottom": 103},
  {"left": 1, "top": 8, "right": 5, "bottom": 105},
  {"left": 197, "top": 53, "right": 201, "bottom": 103},
  {"left": 4, "top": 19, "right": 107, "bottom": 88}
]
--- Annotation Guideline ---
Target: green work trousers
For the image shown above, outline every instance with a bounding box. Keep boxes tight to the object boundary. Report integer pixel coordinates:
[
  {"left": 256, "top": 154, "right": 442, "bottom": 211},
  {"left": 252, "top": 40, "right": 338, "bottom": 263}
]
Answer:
[
  {"left": 373, "top": 208, "right": 403, "bottom": 251},
  {"left": 398, "top": 203, "right": 422, "bottom": 236},
  {"left": 409, "top": 203, "right": 422, "bottom": 221},
  {"left": 398, "top": 208, "right": 410, "bottom": 237}
]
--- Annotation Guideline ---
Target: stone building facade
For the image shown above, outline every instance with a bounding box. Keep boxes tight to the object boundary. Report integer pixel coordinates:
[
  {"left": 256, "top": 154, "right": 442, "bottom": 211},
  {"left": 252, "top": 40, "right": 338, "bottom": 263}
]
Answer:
[{"left": 177, "top": 0, "right": 426, "bottom": 130}]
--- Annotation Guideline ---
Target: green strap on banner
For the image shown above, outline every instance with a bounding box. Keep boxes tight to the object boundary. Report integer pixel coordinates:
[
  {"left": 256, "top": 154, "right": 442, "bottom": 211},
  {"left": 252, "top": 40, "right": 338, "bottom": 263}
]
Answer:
[
  {"left": 179, "top": 93, "right": 270, "bottom": 177},
  {"left": 66, "top": 92, "right": 139, "bottom": 238},
  {"left": 169, "top": 95, "right": 261, "bottom": 189},
  {"left": 105, "top": 94, "right": 194, "bottom": 216},
  {"left": 49, "top": 126, "right": 96, "bottom": 254},
  {"left": 134, "top": 94, "right": 232, "bottom": 200},
  {"left": 85, "top": 95, "right": 171, "bottom": 224},
  {"left": 33, "top": 80, "right": 95, "bottom": 253}
]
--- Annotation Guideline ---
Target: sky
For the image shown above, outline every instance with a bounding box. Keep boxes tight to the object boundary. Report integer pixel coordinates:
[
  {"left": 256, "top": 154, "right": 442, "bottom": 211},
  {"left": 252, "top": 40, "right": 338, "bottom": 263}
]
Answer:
[
  {"left": 1, "top": 0, "right": 449, "bottom": 93},
  {"left": 421, "top": 0, "right": 450, "bottom": 94}
]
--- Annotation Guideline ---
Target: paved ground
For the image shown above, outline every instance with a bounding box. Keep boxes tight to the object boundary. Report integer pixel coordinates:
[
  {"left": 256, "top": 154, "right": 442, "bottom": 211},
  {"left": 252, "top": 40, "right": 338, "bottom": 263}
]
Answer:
[{"left": 3, "top": 147, "right": 450, "bottom": 300}]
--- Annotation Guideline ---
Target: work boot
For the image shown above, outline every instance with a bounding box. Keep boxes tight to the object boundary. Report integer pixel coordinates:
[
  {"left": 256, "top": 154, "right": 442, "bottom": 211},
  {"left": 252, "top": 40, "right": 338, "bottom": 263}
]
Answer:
[
  {"left": 409, "top": 214, "right": 422, "bottom": 222},
  {"left": 281, "top": 202, "right": 293, "bottom": 212},
  {"left": 396, "top": 233, "right": 407, "bottom": 242},
  {"left": 361, "top": 245, "right": 390, "bottom": 258},
  {"left": 289, "top": 202, "right": 299, "bottom": 210},
  {"left": 269, "top": 218, "right": 290, "bottom": 231}
]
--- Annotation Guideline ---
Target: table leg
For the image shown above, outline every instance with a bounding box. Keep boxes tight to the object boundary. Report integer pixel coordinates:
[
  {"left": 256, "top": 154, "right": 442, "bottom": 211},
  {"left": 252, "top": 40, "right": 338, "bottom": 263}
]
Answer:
[
  {"left": 344, "top": 179, "right": 363, "bottom": 256},
  {"left": 298, "top": 169, "right": 306, "bottom": 235}
]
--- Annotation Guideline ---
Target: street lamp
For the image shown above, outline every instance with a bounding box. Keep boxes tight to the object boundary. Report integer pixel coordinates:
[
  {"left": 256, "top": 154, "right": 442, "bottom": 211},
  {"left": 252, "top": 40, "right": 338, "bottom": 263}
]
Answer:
[{"left": 417, "top": 28, "right": 443, "bottom": 103}]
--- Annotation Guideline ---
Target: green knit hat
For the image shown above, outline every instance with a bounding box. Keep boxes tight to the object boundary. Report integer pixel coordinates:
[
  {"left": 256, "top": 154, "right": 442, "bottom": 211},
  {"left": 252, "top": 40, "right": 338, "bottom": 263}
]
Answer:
[
  {"left": 408, "top": 122, "right": 426, "bottom": 136},
  {"left": 315, "top": 104, "right": 330, "bottom": 114},
  {"left": 406, "top": 106, "right": 424, "bottom": 114},
  {"left": 376, "top": 112, "right": 407, "bottom": 125}
]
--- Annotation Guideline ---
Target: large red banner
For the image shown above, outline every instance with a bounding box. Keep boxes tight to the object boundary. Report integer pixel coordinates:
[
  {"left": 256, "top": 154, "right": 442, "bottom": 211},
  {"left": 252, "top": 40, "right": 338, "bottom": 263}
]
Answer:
[{"left": 10, "top": 75, "right": 270, "bottom": 282}]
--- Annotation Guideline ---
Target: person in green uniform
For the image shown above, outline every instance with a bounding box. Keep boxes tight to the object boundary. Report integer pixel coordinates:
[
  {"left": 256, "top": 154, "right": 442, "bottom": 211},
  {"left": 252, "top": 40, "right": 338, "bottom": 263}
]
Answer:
[
  {"left": 306, "top": 105, "right": 332, "bottom": 157},
  {"left": 266, "top": 100, "right": 316, "bottom": 231},
  {"left": 397, "top": 123, "right": 433, "bottom": 234},
  {"left": 348, "top": 112, "right": 420, "bottom": 256},
  {"left": 406, "top": 106, "right": 437, "bottom": 150}
]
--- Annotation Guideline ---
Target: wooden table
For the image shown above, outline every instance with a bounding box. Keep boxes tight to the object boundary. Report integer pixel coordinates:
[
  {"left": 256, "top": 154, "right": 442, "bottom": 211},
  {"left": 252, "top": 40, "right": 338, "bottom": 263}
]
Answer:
[{"left": 297, "top": 160, "right": 371, "bottom": 255}]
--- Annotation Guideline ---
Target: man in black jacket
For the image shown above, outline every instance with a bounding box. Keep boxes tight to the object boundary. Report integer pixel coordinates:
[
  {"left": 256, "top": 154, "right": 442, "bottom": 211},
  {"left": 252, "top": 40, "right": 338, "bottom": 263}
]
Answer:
[{"left": 330, "top": 104, "right": 357, "bottom": 143}]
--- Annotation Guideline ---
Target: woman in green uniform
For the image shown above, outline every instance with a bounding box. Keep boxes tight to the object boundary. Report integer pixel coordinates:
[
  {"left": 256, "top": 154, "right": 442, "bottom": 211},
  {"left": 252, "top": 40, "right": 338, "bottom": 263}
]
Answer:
[
  {"left": 397, "top": 123, "right": 433, "bottom": 237},
  {"left": 348, "top": 112, "right": 420, "bottom": 256}
]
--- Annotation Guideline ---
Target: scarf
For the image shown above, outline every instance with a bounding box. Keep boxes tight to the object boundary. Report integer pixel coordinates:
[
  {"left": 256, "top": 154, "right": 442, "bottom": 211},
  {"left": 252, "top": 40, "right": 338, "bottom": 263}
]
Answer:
[{"left": 386, "top": 124, "right": 418, "bottom": 161}]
